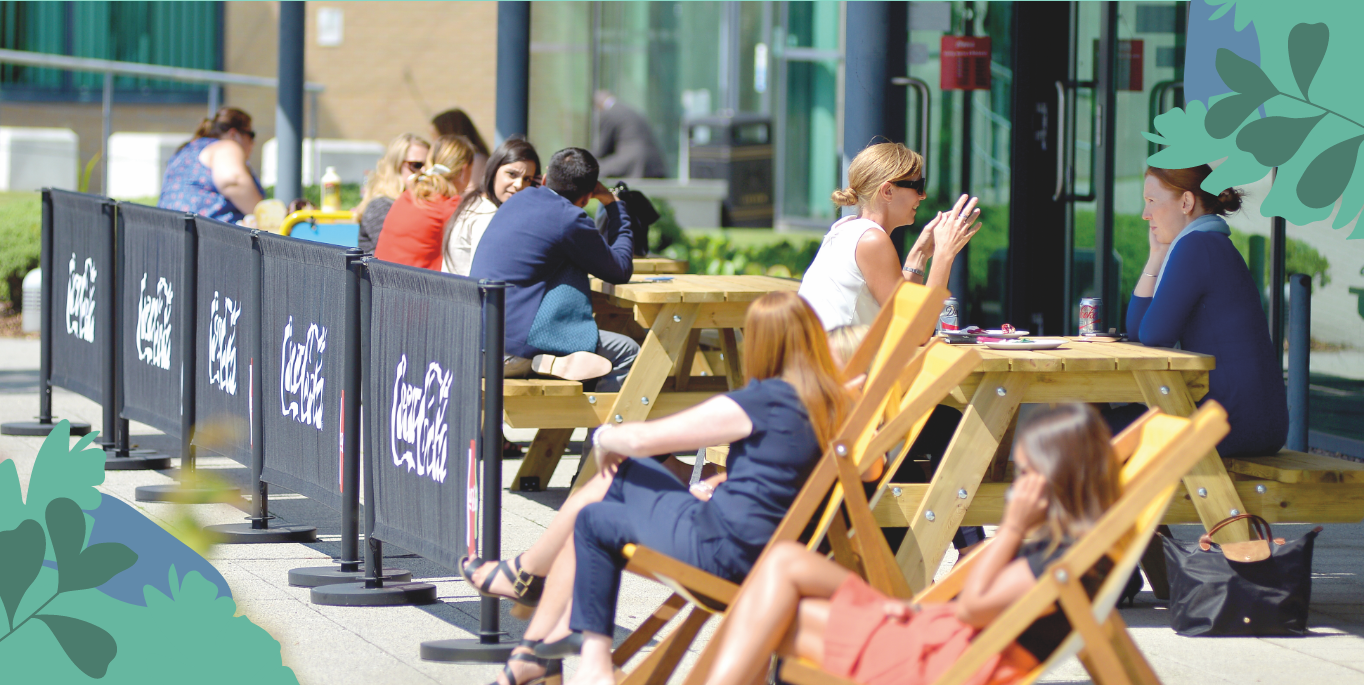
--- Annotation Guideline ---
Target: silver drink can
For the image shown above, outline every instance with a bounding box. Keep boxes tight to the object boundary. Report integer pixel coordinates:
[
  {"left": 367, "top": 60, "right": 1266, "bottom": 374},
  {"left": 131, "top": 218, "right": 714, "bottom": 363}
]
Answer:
[
  {"left": 1079, "top": 297, "right": 1103, "bottom": 335},
  {"left": 938, "top": 297, "right": 961, "bottom": 334}
]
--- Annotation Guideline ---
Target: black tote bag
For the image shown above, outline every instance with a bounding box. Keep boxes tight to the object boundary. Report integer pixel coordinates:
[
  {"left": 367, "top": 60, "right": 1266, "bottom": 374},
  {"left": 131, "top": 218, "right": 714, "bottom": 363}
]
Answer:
[{"left": 1162, "top": 514, "right": 1321, "bottom": 636}]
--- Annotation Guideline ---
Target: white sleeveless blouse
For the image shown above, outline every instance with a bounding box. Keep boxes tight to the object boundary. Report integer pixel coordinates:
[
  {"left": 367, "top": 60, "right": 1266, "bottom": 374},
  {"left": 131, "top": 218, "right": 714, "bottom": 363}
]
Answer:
[{"left": 798, "top": 216, "right": 884, "bottom": 330}]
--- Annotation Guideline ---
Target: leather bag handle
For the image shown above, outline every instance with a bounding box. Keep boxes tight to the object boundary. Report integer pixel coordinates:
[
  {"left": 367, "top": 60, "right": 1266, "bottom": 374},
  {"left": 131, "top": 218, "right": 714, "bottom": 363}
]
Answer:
[{"left": 1199, "top": 513, "right": 1273, "bottom": 550}]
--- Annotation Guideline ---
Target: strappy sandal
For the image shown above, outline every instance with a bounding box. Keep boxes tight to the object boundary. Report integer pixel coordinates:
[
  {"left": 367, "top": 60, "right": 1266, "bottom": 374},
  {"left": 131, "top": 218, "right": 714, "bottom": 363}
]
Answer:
[
  {"left": 490, "top": 639, "right": 562, "bottom": 685},
  {"left": 460, "top": 554, "right": 546, "bottom": 609},
  {"left": 533, "top": 631, "right": 583, "bottom": 659}
]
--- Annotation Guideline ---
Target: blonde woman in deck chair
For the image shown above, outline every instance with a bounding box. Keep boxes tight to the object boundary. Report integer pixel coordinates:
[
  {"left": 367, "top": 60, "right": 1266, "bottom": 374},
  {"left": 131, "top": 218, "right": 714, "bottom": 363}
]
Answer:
[
  {"left": 702, "top": 403, "right": 1122, "bottom": 685},
  {"left": 461, "top": 291, "right": 852, "bottom": 685}
]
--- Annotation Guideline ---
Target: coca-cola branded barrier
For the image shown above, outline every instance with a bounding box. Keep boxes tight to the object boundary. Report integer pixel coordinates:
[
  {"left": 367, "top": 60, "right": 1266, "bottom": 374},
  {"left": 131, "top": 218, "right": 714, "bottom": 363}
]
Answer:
[
  {"left": 49, "top": 190, "right": 113, "bottom": 407},
  {"left": 193, "top": 217, "right": 257, "bottom": 466}
]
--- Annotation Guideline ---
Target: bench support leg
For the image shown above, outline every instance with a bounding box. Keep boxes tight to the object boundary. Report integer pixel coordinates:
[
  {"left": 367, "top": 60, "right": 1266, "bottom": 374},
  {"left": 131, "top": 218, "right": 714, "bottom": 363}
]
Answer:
[{"left": 511, "top": 428, "right": 574, "bottom": 492}]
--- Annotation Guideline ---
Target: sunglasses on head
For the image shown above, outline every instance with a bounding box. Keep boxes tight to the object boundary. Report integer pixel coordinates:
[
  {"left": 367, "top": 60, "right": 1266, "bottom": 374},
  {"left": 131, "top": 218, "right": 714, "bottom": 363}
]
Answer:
[{"left": 892, "top": 176, "right": 927, "bottom": 193}]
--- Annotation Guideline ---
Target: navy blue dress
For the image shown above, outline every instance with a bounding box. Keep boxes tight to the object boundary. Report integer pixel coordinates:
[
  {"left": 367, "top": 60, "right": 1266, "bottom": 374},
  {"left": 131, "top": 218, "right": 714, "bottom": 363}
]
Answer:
[
  {"left": 1126, "top": 231, "right": 1288, "bottom": 456},
  {"left": 569, "top": 378, "right": 823, "bottom": 636}
]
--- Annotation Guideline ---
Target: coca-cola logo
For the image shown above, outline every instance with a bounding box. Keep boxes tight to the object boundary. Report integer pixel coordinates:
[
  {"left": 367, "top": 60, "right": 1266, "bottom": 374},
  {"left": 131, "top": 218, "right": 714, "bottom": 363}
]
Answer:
[
  {"left": 390, "top": 354, "right": 452, "bottom": 484},
  {"left": 135, "top": 273, "right": 175, "bottom": 370},
  {"left": 65, "top": 253, "right": 97, "bottom": 343},
  {"left": 280, "top": 316, "right": 326, "bottom": 430},
  {"left": 207, "top": 291, "right": 242, "bottom": 395}
]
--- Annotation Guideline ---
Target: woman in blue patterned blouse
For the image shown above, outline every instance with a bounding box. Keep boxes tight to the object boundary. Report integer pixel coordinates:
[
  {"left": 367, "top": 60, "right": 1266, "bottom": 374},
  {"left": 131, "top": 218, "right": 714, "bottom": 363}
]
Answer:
[{"left": 159, "top": 107, "right": 265, "bottom": 224}]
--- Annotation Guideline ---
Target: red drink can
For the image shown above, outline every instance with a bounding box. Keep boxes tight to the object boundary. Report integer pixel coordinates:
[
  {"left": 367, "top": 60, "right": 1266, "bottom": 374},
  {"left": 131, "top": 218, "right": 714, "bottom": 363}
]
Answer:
[
  {"left": 938, "top": 297, "right": 961, "bottom": 334},
  {"left": 1078, "top": 297, "right": 1103, "bottom": 335}
]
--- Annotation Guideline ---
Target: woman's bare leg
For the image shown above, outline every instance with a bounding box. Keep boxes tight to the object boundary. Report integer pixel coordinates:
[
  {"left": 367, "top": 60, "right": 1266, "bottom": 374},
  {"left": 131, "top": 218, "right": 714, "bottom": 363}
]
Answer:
[
  {"left": 491, "top": 531, "right": 581, "bottom": 685},
  {"left": 704, "top": 542, "right": 852, "bottom": 685},
  {"left": 469, "top": 468, "right": 614, "bottom": 596},
  {"left": 568, "top": 632, "right": 615, "bottom": 685}
]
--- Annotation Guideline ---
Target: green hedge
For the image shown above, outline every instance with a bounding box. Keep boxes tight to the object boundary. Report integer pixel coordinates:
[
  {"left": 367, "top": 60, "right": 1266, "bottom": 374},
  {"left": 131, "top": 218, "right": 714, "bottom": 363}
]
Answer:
[{"left": 0, "top": 192, "right": 41, "bottom": 310}]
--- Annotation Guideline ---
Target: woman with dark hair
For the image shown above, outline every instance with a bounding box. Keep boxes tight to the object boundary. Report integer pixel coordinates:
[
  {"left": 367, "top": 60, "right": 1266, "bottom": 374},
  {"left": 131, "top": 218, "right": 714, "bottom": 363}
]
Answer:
[
  {"left": 159, "top": 107, "right": 265, "bottom": 224},
  {"left": 699, "top": 403, "right": 1121, "bottom": 685},
  {"left": 431, "top": 108, "right": 490, "bottom": 192},
  {"left": 1126, "top": 165, "right": 1286, "bottom": 456},
  {"left": 443, "top": 137, "right": 541, "bottom": 275}
]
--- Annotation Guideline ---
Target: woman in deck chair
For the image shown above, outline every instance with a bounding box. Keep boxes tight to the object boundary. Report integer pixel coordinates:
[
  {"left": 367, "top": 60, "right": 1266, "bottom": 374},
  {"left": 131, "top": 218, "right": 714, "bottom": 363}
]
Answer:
[
  {"left": 702, "top": 403, "right": 1121, "bottom": 685},
  {"left": 461, "top": 291, "right": 850, "bottom": 685}
]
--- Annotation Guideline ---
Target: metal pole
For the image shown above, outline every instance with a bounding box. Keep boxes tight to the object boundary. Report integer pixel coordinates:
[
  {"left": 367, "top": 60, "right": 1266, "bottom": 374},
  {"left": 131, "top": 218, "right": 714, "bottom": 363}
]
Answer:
[
  {"left": 1287, "top": 273, "right": 1311, "bottom": 451},
  {"left": 479, "top": 281, "right": 508, "bottom": 643},
  {"left": 181, "top": 216, "right": 198, "bottom": 480},
  {"left": 949, "top": 6, "right": 974, "bottom": 314},
  {"left": 341, "top": 251, "right": 364, "bottom": 574},
  {"left": 842, "top": 1, "right": 889, "bottom": 183},
  {"left": 105, "top": 202, "right": 121, "bottom": 455},
  {"left": 276, "top": 2, "right": 306, "bottom": 203},
  {"left": 1270, "top": 222, "right": 1287, "bottom": 357},
  {"left": 101, "top": 72, "right": 112, "bottom": 195},
  {"left": 361, "top": 259, "right": 383, "bottom": 588},
  {"left": 1093, "top": 2, "right": 1119, "bottom": 329},
  {"left": 39, "top": 192, "right": 53, "bottom": 422},
  {"left": 251, "top": 232, "right": 268, "bottom": 528},
  {"left": 208, "top": 85, "right": 220, "bottom": 118},
  {"left": 308, "top": 90, "right": 320, "bottom": 187},
  {"left": 495, "top": 1, "right": 531, "bottom": 146}
]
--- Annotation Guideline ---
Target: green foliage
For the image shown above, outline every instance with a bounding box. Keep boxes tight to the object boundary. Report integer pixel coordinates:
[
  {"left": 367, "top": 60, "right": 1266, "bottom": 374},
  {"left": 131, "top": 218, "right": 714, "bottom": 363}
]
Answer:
[
  {"left": 0, "top": 192, "right": 42, "bottom": 308},
  {"left": 264, "top": 183, "right": 364, "bottom": 210},
  {"left": 77, "top": 154, "right": 102, "bottom": 195},
  {"left": 661, "top": 231, "right": 820, "bottom": 278}
]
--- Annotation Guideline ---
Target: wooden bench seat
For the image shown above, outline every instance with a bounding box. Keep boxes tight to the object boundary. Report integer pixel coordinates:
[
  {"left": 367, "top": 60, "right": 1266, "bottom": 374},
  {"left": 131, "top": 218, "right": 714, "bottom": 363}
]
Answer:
[
  {"left": 503, "top": 378, "right": 583, "bottom": 396},
  {"left": 1225, "top": 449, "right": 1364, "bottom": 484}
]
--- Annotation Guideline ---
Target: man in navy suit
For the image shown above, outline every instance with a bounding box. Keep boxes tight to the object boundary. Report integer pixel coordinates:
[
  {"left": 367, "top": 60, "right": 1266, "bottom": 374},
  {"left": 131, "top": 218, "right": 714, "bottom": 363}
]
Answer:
[{"left": 469, "top": 147, "right": 638, "bottom": 391}]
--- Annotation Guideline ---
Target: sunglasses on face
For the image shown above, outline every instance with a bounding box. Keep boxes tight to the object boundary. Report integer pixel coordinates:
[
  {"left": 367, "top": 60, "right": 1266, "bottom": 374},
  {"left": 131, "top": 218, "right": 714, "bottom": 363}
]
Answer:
[
  {"left": 404, "top": 161, "right": 424, "bottom": 173},
  {"left": 892, "top": 176, "right": 927, "bottom": 193},
  {"left": 240, "top": 129, "right": 256, "bottom": 140}
]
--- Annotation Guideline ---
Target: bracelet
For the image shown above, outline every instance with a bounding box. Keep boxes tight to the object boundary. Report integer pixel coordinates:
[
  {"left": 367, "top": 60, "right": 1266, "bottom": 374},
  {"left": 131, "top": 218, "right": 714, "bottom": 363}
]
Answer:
[
  {"left": 1142, "top": 271, "right": 1158, "bottom": 278},
  {"left": 690, "top": 481, "right": 715, "bottom": 496},
  {"left": 592, "top": 424, "right": 612, "bottom": 453},
  {"left": 902, "top": 266, "right": 925, "bottom": 278}
]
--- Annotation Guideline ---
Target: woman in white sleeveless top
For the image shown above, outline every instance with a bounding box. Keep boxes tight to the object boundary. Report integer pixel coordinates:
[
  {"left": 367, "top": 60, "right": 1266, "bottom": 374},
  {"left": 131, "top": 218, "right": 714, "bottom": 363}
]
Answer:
[{"left": 798, "top": 142, "right": 981, "bottom": 329}]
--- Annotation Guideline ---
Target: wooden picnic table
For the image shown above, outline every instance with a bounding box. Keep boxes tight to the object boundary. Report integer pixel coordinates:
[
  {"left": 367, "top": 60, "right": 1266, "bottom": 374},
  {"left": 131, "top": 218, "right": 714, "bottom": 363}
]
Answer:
[
  {"left": 631, "top": 257, "right": 689, "bottom": 274},
  {"left": 509, "top": 274, "right": 800, "bottom": 491},
  {"left": 872, "top": 337, "right": 1257, "bottom": 591}
]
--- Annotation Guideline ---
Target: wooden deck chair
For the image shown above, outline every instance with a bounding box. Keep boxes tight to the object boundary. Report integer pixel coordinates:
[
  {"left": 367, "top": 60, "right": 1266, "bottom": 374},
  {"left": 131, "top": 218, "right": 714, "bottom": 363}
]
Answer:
[
  {"left": 773, "top": 402, "right": 1232, "bottom": 685},
  {"left": 611, "top": 282, "right": 983, "bottom": 685}
]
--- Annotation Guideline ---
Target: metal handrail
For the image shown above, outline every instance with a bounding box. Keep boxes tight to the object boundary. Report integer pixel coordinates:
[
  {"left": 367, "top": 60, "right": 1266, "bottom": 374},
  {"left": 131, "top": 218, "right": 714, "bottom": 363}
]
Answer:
[
  {"left": 0, "top": 48, "right": 324, "bottom": 92},
  {"left": 891, "top": 76, "right": 931, "bottom": 155},
  {"left": 1054, "top": 79, "right": 1098, "bottom": 203},
  {"left": 1147, "top": 80, "right": 1184, "bottom": 157}
]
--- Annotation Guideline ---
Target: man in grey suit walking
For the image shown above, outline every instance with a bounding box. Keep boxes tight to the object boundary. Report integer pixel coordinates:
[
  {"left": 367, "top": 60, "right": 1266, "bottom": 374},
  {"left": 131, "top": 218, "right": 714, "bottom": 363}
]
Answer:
[{"left": 593, "top": 91, "right": 668, "bottom": 179}]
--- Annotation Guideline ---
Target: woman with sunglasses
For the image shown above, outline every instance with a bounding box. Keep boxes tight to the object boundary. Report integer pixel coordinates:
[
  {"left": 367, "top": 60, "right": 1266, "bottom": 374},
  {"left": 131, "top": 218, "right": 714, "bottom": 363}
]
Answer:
[
  {"left": 374, "top": 134, "right": 475, "bottom": 271},
  {"left": 355, "top": 133, "right": 432, "bottom": 252},
  {"left": 159, "top": 106, "right": 266, "bottom": 225},
  {"left": 443, "top": 136, "right": 541, "bottom": 276},
  {"left": 798, "top": 142, "right": 981, "bottom": 330}
]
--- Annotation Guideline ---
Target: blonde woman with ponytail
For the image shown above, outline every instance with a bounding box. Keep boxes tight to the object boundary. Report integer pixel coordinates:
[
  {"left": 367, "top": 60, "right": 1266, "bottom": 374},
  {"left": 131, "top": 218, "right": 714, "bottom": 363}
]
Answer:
[
  {"left": 374, "top": 135, "right": 475, "bottom": 270},
  {"left": 798, "top": 142, "right": 982, "bottom": 330}
]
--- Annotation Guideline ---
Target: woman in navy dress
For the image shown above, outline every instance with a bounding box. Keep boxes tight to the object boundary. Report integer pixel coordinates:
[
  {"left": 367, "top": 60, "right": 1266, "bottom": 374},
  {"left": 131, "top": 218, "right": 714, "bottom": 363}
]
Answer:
[
  {"left": 158, "top": 107, "right": 264, "bottom": 224},
  {"left": 460, "top": 291, "right": 850, "bottom": 685},
  {"left": 1125, "top": 165, "right": 1287, "bottom": 456}
]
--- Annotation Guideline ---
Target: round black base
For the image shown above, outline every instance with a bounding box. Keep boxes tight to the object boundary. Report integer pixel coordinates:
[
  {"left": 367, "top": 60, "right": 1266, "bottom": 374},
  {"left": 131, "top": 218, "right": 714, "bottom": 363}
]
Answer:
[
  {"left": 105, "top": 451, "right": 173, "bottom": 471},
  {"left": 1, "top": 420, "right": 92, "bottom": 437},
  {"left": 421, "top": 638, "right": 517, "bottom": 663},
  {"left": 310, "top": 581, "right": 437, "bottom": 606},
  {"left": 288, "top": 565, "right": 412, "bottom": 588},
  {"left": 204, "top": 522, "right": 318, "bottom": 545},
  {"left": 134, "top": 483, "right": 240, "bottom": 504}
]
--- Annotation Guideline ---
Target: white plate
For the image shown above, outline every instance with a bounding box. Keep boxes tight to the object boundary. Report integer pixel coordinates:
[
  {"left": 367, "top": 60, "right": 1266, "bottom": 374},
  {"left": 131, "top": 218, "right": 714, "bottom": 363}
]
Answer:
[
  {"left": 980, "top": 329, "right": 1030, "bottom": 339},
  {"left": 1072, "top": 335, "right": 1123, "bottom": 343},
  {"left": 984, "top": 338, "right": 1067, "bottom": 350}
]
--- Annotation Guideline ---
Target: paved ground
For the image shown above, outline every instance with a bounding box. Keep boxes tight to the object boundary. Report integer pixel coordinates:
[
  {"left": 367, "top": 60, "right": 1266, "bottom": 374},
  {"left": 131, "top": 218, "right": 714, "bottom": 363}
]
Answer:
[{"left": 2, "top": 337, "right": 1363, "bottom": 684}]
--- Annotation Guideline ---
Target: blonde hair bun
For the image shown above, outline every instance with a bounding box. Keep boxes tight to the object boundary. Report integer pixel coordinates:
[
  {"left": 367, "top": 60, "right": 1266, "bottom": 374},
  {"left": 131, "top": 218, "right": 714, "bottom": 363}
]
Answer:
[{"left": 830, "top": 187, "right": 859, "bottom": 206}]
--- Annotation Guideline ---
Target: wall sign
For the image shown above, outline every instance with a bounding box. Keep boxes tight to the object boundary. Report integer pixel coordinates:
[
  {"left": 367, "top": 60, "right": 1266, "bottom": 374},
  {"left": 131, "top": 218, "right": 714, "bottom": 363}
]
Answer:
[{"left": 940, "top": 36, "right": 992, "bottom": 91}]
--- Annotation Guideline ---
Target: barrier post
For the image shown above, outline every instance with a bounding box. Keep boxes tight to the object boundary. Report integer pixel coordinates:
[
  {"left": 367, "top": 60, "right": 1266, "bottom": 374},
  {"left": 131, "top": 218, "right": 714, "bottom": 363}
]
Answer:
[
  {"left": 420, "top": 280, "right": 516, "bottom": 662},
  {"left": 1, "top": 189, "right": 92, "bottom": 436},
  {"left": 208, "top": 228, "right": 316, "bottom": 543},
  {"left": 1287, "top": 273, "right": 1311, "bottom": 451},
  {"left": 308, "top": 255, "right": 428, "bottom": 603},
  {"left": 105, "top": 201, "right": 171, "bottom": 470}
]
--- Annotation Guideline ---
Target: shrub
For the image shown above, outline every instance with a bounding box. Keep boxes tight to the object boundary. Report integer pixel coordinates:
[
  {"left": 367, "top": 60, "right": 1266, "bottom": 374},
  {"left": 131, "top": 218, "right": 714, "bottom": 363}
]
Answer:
[{"left": 0, "top": 192, "right": 42, "bottom": 309}]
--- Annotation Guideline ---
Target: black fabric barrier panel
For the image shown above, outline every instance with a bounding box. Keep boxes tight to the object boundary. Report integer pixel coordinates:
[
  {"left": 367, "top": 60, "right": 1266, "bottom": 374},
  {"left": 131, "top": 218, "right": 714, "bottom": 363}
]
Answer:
[
  {"left": 117, "top": 203, "right": 190, "bottom": 436},
  {"left": 258, "top": 232, "right": 351, "bottom": 511},
  {"left": 365, "top": 260, "right": 482, "bottom": 569},
  {"left": 193, "top": 217, "right": 256, "bottom": 465},
  {"left": 48, "top": 190, "right": 113, "bottom": 404}
]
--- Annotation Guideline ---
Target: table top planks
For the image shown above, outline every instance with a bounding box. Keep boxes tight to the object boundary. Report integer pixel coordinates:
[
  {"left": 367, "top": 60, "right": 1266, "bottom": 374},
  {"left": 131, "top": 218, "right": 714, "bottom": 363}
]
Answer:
[
  {"left": 591, "top": 274, "right": 801, "bottom": 306},
  {"left": 942, "top": 338, "right": 1214, "bottom": 373},
  {"left": 632, "top": 257, "right": 689, "bottom": 274}
]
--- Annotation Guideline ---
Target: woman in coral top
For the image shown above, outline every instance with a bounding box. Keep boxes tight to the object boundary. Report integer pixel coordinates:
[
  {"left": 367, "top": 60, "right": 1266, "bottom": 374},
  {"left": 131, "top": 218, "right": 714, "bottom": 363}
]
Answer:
[{"left": 374, "top": 134, "right": 474, "bottom": 270}]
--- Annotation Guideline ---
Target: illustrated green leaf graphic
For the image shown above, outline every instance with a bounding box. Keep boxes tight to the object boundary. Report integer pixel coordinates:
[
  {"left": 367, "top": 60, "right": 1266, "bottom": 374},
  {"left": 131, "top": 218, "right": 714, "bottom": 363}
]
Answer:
[
  {"left": 32, "top": 614, "right": 117, "bottom": 679},
  {"left": 45, "top": 497, "right": 86, "bottom": 578},
  {"left": 1236, "top": 114, "right": 1326, "bottom": 166},
  {"left": 60, "top": 543, "right": 137, "bottom": 593},
  {"left": 1207, "top": 93, "right": 1275, "bottom": 139},
  {"left": 1297, "top": 135, "right": 1364, "bottom": 209},
  {"left": 1288, "top": 23, "right": 1329, "bottom": 100},
  {"left": 1216, "top": 48, "right": 1277, "bottom": 99},
  {"left": 0, "top": 519, "right": 46, "bottom": 628}
]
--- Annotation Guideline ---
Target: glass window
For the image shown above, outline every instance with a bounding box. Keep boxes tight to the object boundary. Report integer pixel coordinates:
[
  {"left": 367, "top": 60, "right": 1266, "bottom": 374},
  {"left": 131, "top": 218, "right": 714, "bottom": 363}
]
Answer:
[{"left": 0, "top": 1, "right": 220, "bottom": 102}]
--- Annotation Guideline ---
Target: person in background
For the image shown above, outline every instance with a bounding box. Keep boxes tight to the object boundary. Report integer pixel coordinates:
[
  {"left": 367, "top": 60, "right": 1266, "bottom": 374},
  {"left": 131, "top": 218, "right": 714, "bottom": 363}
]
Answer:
[
  {"left": 1124, "top": 165, "right": 1286, "bottom": 456},
  {"left": 373, "top": 135, "right": 474, "bottom": 271},
  {"left": 462, "top": 292, "right": 850, "bottom": 685},
  {"left": 354, "top": 133, "right": 430, "bottom": 253},
  {"left": 159, "top": 107, "right": 265, "bottom": 224},
  {"left": 592, "top": 91, "right": 668, "bottom": 179},
  {"left": 699, "top": 404, "right": 1120, "bottom": 685},
  {"left": 432, "top": 108, "right": 490, "bottom": 192},
  {"left": 443, "top": 137, "right": 541, "bottom": 276},
  {"left": 799, "top": 142, "right": 980, "bottom": 331},
  {"left": 468, "top": 147, "right": 636, "bottom": 389}
]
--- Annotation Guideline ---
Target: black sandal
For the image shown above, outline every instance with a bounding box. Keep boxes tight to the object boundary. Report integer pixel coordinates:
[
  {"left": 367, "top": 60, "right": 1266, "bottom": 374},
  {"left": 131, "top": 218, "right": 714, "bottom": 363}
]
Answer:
[
  {"left": 533, "top": 631, "right": 583, "bottom": 659},
  {"left": 490, "top": 639, "right": 561, "bottom": 685},
  {"left": 460, "top": 554, "right": 546, "bottom": 608}
]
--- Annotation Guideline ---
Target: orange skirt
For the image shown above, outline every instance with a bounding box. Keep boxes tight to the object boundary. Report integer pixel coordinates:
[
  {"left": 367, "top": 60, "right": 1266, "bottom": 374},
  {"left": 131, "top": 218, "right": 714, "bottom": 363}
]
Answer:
[{"left": 822, "top": 574, "right": 1039, "bottom": 685}]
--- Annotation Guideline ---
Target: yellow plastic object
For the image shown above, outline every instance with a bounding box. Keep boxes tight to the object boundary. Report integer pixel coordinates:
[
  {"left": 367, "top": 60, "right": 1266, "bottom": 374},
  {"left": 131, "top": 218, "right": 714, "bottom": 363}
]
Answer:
[{"left": 280, "top": 209, "right": 357, "bottom": 237}]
